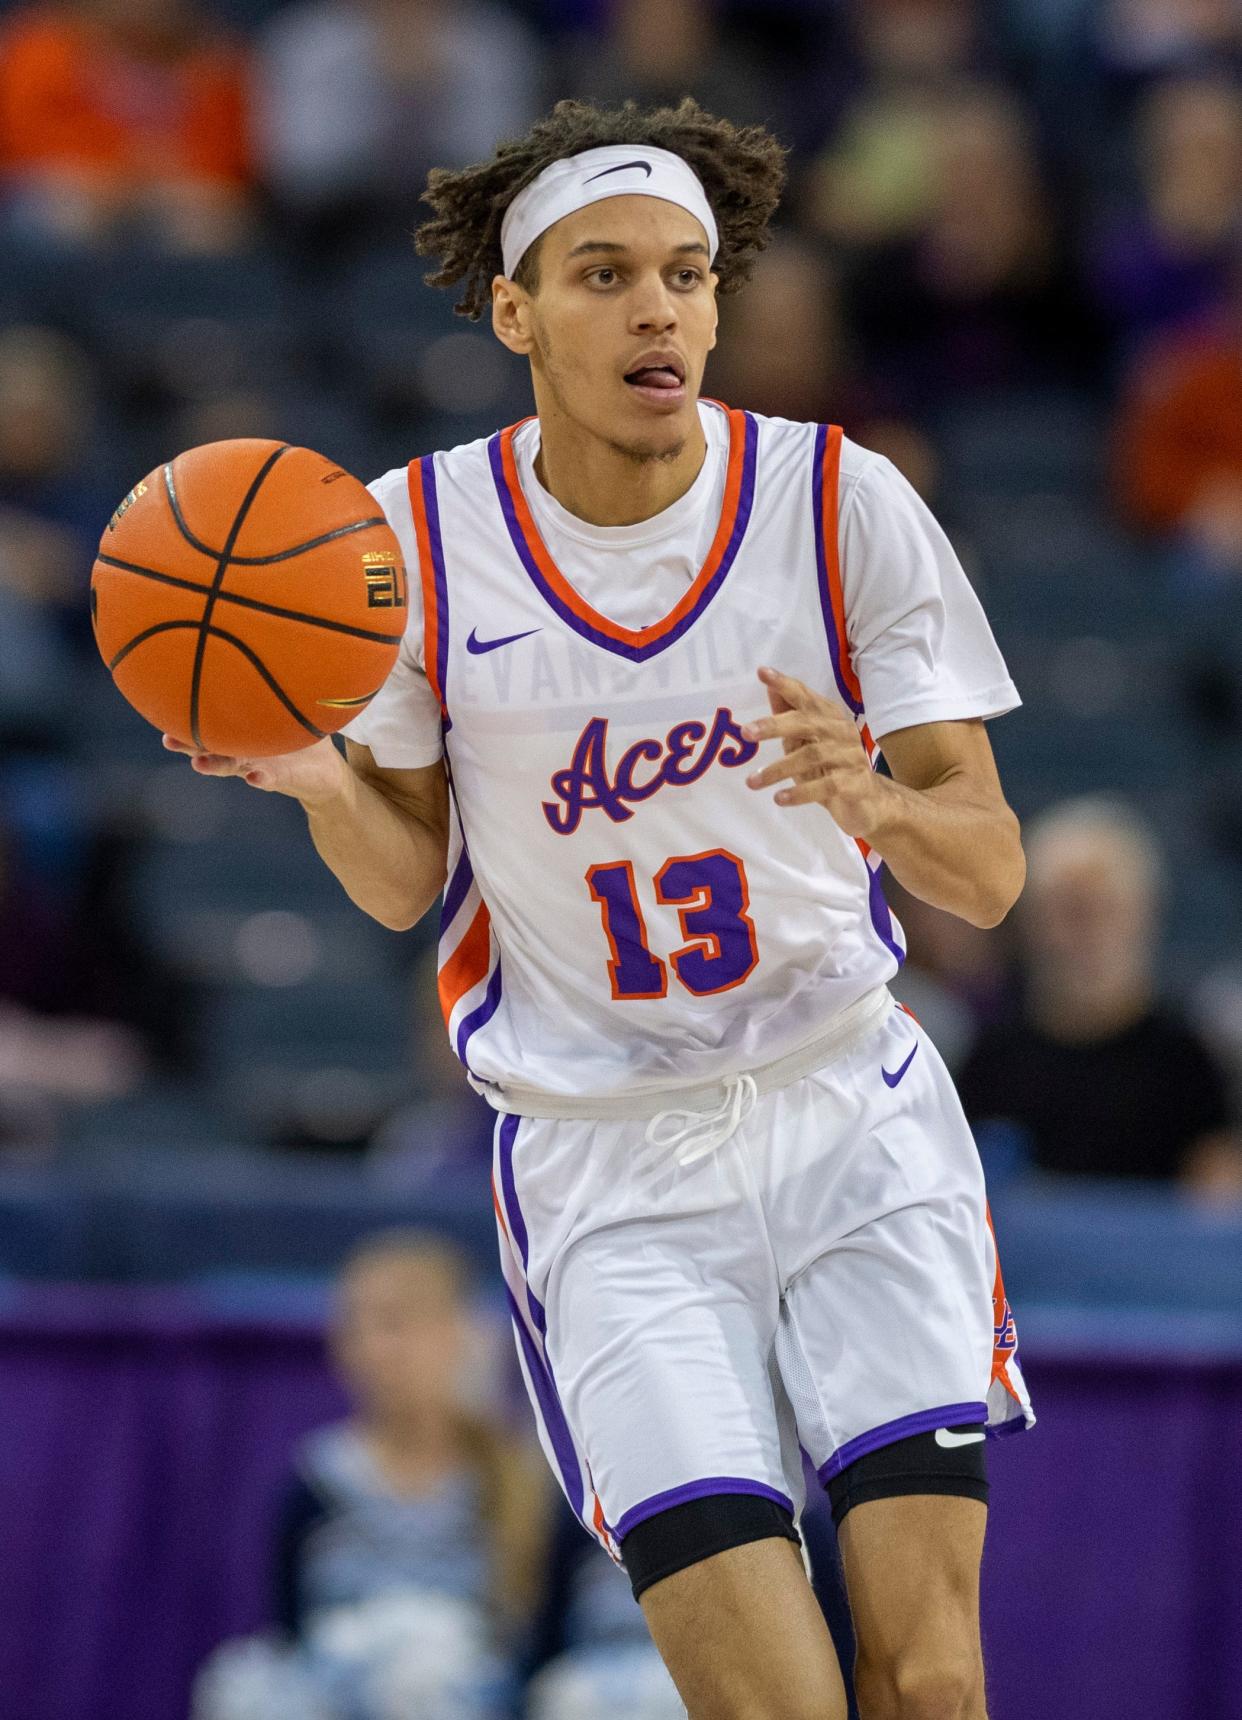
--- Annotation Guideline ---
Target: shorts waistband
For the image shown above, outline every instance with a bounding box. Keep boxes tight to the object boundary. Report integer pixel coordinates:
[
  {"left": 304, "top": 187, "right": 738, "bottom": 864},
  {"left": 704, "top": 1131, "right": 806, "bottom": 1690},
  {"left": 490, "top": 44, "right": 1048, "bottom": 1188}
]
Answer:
[{"left": 479, "top": 985, "right": 894, "bottom": 1123}]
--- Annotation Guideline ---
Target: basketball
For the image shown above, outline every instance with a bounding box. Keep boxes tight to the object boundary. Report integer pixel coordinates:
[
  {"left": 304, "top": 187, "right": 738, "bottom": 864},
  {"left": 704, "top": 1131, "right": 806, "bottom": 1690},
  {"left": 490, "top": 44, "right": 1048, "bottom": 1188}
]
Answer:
[{"left": 90, "top": 439, "right": 406, "bottom": 757}]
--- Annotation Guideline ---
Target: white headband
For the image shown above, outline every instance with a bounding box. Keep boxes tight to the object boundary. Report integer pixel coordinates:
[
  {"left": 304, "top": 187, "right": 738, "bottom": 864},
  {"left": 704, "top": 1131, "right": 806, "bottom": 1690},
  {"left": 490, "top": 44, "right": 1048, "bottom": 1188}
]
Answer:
[{"left": 500, "top": 144, "right": 719, "bottom": 280}]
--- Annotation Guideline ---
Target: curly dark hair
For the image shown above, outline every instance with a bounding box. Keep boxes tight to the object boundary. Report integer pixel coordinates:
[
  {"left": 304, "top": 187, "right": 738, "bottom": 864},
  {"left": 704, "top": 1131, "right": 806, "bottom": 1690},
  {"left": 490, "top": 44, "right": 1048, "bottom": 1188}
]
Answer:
[{"left": 415, "top": 97, "right": 789, "bottom": 321}]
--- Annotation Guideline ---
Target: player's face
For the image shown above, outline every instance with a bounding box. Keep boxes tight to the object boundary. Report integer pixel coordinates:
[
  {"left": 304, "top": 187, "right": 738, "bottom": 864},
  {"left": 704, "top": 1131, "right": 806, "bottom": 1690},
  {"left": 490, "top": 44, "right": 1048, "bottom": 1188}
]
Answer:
[
  {"left": 496, "top": 195, "right": 719, "bottom": 462},
  {"left": 332, "top": 1256, "right": 466, "bottom": 1423}
]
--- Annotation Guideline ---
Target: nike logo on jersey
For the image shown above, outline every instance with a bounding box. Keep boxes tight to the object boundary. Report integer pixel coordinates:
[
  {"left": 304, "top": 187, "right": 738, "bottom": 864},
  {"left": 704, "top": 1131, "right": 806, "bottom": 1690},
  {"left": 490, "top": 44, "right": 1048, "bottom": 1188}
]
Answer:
[
  {"left": 881, "top": 1043, "right": 919, "bottom": 1087},
  {"left": 466, "top": 627, "right": 541, "bottom": 655},
  {"left": 584, "top": 159, "right": 653, "bottom": 183},
  {"left": 543, "top": 707, "right": 758, "bottom": 835},
  {"left": 934, "top": 1427, "right": 985, "bottom": 1448}
]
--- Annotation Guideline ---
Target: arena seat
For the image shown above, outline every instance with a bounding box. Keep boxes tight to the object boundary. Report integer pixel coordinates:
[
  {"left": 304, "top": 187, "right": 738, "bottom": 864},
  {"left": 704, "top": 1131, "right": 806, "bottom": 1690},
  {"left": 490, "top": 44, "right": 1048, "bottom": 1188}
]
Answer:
[
  {"left": 72, "top": 246, "right": 298, "bottom": 394},
  {"left": 322, "top": 243, "right": 533, "bottom": 435},
  {"left": 934, "top": 389, "right": 1106, "bottom": 499}
]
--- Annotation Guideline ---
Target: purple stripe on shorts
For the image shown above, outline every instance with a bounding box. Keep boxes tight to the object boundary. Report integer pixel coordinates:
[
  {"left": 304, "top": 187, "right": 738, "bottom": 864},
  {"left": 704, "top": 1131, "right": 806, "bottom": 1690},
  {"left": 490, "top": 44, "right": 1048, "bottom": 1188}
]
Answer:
[
  {"left": 987, "top": 1413, "right": 1032, "bottom": 1441},
  {"left": 611, "top": 1477, "right": 794, "bottom": 1545},
  {"left": 504, "top": 1283, "right": 584, "bottom": 1518},
  {"left": 496, "top": 1113, "right": 547, "bottom": 1336},
  {"left": 497, "top": 1113, "right": 528, "bottom": 1267},
  {"left": 817, "top": 1401, "right": 988, "bottom": 1483}
]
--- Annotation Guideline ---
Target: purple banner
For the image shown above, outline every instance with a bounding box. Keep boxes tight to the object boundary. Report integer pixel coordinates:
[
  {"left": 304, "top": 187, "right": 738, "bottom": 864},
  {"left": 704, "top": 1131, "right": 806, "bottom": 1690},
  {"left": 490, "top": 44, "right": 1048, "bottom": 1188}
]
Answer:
[{"left": 1, "top": 1287, "right": 1239, "bottom": 1720}]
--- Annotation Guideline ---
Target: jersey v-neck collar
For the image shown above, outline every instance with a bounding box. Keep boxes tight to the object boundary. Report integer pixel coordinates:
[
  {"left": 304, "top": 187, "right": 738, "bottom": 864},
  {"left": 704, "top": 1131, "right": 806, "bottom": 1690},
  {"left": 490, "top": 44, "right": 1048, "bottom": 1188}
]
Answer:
[{"left": 486, "top": 398, "right": 758, "bottom": 663}]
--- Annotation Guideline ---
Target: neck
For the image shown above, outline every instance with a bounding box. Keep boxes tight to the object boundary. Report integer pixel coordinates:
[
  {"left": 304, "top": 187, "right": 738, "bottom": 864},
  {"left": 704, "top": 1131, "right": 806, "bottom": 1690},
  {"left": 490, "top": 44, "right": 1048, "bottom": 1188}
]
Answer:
[
  {"left": 533, "top": 398, "right": 708, "bottom": 526},
  {"left": 1028, "top": 968, "right": 1151, "bottom": 1041},
  {"left": 363, "top": 1409, "right": 453, "bottom": 1459}
]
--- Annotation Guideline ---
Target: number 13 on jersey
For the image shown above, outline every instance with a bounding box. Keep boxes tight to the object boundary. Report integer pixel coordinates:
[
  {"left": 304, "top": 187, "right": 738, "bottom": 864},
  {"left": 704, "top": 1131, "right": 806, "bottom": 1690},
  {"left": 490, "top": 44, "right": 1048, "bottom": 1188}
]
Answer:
[{"left": 586, "top": 849, "right": 759, "bottom": 1000}]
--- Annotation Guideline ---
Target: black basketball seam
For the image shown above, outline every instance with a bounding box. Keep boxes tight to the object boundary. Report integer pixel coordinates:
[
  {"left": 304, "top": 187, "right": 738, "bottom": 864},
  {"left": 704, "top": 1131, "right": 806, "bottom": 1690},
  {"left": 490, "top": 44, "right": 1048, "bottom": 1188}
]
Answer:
[
  {"left": 162, "top": 461, "right": 387, "bottom": 563},
  {"left": 109, "top": 618, "right": 200, "bottom": 672},
  {"left": 96, "top": 554, "right": 402, "bottom": 645},
  {"left": 201, "top": 624, "right": 328, "bottom": 739},
  {"left": 187, "top": 445, "right": 289, "bottom": 749},
  {"left": 108, "top": 617, "right": 326, "bottom": 740}
]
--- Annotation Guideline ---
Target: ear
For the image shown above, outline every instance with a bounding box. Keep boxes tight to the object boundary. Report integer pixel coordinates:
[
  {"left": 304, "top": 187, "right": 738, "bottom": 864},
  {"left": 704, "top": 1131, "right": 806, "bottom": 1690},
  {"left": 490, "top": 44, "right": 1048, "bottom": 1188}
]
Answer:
[
  {"left": 707, "top": 272, "right": 720, "bottom": 351},
  {"left": 492, "top": 276, "right": 536, "bottom": 357}
]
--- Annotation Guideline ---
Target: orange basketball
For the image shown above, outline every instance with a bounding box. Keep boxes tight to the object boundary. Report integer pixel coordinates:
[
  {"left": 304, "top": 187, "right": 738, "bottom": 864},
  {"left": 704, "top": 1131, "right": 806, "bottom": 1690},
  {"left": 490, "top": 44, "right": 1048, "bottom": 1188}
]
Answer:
[{"left": 90, "top": 439, "right": 406, "bottom": 757}]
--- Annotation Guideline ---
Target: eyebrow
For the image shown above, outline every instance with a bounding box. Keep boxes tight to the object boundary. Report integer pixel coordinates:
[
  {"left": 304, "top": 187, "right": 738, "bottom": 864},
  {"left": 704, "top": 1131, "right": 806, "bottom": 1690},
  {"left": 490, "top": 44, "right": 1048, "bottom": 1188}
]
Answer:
[{"left": 563, "top": 239, "right": 710, "bottom": 261}]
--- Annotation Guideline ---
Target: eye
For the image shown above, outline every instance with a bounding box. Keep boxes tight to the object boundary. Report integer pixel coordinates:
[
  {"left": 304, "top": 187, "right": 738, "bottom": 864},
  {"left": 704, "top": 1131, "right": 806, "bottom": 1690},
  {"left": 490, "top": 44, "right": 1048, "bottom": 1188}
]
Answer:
[
  {"left": 674, "top": 268, "right": 703, "bottom": 288},
  {"left": 588, "top": 267, "right": 618, "bottom": 285}
]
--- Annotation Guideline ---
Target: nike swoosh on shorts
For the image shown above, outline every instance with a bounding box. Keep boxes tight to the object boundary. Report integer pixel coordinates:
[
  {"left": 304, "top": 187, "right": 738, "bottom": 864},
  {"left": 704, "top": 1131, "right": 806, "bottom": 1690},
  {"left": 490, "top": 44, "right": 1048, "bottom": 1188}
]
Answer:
[
  {"left": 881, "top": 1043, "right": 919, "bottom": 1088},
  {"left": 934, "top": 1427, "right": 985, "bottom": 1448},
  {"left": 466, "top": 627, "right": 541, "bottom": 655}
]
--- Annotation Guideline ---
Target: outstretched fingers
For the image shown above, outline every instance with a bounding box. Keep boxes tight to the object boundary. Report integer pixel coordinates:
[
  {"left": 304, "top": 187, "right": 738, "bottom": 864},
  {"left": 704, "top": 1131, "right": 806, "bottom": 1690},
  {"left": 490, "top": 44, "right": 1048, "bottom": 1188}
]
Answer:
[{"left": 161, "top": 733, "right": 257, "bottom": 779}]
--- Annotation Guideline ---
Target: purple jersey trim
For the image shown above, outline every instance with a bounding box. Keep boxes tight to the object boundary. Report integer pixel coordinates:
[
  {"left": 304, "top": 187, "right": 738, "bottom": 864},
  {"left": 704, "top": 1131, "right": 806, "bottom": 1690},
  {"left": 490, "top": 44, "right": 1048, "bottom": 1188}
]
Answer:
[
  {"left": 487, "top": 411, "right": 758, "bottom": 664},
  {"left": 866, "top": 857, "right": 907, "bottom": 967},
  {"left": 418, "top": 454, "right": 451, "bottom": 711},
  {"left": 811, "top": 422, "right": 864, "bottom": 716},
  {"left": 611, "top": 1477, "right": 794, "bottom": 1544},
  {"left": 816, "top": 1401, "right": 989, "bottom": 1483},
  {"left": 440, "top": 847, "right": 474, "bottom": 934},
  {"left": 455, "top": 960, "right": 503, "bottom": 1070}
]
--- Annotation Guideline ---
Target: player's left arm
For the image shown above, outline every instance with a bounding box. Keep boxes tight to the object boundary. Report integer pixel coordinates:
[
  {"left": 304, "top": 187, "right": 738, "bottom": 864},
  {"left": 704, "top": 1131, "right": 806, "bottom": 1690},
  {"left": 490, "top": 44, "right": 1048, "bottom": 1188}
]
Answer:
[{"left": 743, "top": 666, "right": 1024, "bottom": 929}]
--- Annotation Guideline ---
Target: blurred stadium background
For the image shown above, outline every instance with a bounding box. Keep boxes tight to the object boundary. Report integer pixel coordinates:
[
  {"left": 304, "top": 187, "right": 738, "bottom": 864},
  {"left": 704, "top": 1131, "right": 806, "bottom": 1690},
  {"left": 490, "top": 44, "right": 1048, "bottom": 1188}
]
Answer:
[{"left": 2, "top": 1, "right": 1242, "bottom": 1717}]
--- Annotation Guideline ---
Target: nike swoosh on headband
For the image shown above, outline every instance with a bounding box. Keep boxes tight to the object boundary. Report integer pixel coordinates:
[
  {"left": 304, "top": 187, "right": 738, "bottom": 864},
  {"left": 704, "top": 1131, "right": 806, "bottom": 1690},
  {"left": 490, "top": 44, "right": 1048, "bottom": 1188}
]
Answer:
[
  {"left": 466, "top": 627, "right": 541, "bottom": 656},
  {"left": 934, "top": 1427, "right": 985, "bottom": 1448},
  {"left": 881, "top": 1043, "right": 919, "bottom": 1088},
  {"left": 584, "top": 159, "right": 653, "bottom": 183}
]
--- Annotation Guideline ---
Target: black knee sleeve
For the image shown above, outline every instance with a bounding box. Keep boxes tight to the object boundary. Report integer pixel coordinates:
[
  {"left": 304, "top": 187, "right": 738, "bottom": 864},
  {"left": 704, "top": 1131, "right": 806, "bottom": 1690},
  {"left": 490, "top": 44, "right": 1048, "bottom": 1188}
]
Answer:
[
  {"left": 620, "top": 1492, "right": 801, "bottom": 1601},
  {"left": 826, "top": 1422, "right": 989, "bottom": 1527}
]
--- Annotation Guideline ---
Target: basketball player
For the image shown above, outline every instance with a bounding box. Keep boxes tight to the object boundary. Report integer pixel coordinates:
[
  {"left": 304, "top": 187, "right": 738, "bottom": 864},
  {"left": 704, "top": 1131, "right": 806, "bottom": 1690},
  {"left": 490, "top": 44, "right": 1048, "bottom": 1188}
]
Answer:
[{"left": 167, "top": 99, "right": 1034, "bottom": 1720}]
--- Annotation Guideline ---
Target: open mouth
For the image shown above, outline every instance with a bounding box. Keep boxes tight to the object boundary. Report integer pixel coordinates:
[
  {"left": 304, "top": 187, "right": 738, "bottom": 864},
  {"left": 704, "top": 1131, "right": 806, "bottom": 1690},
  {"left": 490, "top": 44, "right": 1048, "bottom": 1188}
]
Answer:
[{"left": 623, "top": 356, "right": 687, "bottom": 405}]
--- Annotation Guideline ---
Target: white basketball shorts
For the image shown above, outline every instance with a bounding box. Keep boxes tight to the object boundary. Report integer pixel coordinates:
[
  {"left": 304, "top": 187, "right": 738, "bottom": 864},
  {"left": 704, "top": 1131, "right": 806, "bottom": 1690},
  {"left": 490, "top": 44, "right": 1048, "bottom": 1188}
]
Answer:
[{"left": 491, "top": 996, "right": 1034, "bottom": 1563}]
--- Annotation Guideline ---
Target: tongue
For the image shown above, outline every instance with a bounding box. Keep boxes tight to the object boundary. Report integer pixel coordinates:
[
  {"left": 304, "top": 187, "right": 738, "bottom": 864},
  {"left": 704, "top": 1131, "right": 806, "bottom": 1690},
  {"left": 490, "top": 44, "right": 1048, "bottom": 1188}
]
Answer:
[{"left": 628, "top": 367, "right": 679, "bottom": 389}]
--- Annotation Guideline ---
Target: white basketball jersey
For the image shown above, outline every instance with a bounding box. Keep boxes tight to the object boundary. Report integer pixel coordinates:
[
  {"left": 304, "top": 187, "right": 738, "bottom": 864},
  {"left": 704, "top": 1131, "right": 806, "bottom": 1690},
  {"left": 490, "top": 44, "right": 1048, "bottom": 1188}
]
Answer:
[{"left": 345, "top": 400, "right": 1019, "bottom": 1102}]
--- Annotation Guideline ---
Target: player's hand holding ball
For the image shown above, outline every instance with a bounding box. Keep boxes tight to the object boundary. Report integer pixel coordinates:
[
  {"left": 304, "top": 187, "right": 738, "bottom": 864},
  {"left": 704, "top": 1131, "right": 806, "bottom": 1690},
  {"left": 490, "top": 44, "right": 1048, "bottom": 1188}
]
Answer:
[
  {"left": 158, "top": 731, "right": 347, "bottom": 801},
  {"left": 90, "top": 439, "right": 406, "bottom": 799}
]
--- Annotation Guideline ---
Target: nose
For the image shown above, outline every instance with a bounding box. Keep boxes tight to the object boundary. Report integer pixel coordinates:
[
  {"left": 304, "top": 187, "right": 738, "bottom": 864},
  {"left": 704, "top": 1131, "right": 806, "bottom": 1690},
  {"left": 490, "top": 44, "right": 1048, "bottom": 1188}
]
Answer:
[{"left": 628, "top": 270, "right": 679, "bottom": 333}]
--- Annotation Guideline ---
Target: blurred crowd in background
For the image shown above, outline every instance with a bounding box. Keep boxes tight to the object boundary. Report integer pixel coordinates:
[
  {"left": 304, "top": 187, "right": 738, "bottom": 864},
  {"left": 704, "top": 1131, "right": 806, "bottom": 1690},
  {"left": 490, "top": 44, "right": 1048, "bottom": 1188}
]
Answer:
[
  {"left": 2, "top": 0, "right": 1242, "bottom": 1185},
  {"left": 4, "top": 2, "right": 1242, "bottom": 1715}
]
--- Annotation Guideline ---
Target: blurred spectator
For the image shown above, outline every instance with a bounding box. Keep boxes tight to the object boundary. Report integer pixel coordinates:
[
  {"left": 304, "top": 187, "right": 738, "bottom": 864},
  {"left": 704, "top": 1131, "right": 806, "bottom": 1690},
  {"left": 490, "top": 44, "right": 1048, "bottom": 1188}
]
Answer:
[
  {"left": 1112, "top": 236, "right": 1242, "bottom": 577},
  {"left": 957, "top": 797, "right": 1242, "bottom": 1195},
  {"left": 523, "top": 1504, "right": 683, "bottom": 1720},
  {"left": 884, "top": 878, "right": 1014, "bottom": 1073},
  {"left": 193, "top": 1231, "right": 547, "bottom": 1720},
  {"left": 802, "top": 0, "right": 989, "bottom": 251},
  {"left": 706, "top": 234, "right": 880, "bottom": 429},
  {"left": 557, "top": 0, "right": 780, "bottom": 145},
  {"left": 0, "top": 0, "right": 254, "bottom": 253},
  {"left": 1085, "top": 73, "right": 1242, "bottom": 355},
  {"left": 813, "top": 82, "right": 1100, "bottom": 407},
  {"left": 1093, "top": 0, "right": 1242, "bottom": 85},
  {"left": 0, "top": 807, "right": 151, "bottom": 1147},
  {"left": 0, "top": 325, "right": 115, "bottom": 630},
  {"left": 257, "top": 0, "right": 540, "bottom": 246},
  {"left": 1111, "top": 235, "right": 1242, "bottom": 828},
  {"left": 367, "top": 947, "right": 495, "bottom": 1191}
]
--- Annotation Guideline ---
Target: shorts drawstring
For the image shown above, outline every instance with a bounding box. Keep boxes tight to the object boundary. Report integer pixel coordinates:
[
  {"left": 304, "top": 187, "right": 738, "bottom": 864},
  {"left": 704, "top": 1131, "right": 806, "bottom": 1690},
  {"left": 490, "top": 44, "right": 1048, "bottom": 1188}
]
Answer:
[{"left": 644, "top": 1072, "right": 759, "bottom": 1166}]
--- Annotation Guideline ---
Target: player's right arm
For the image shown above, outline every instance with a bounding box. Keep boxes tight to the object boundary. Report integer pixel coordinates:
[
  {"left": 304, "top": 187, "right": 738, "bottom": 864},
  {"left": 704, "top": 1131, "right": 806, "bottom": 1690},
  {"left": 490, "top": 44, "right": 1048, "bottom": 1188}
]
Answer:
[{"left": 162, "top": 733, "right": 449, "bottom": 931}]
